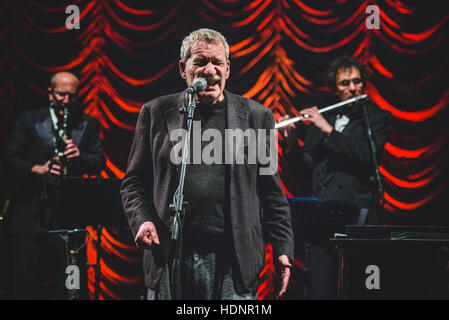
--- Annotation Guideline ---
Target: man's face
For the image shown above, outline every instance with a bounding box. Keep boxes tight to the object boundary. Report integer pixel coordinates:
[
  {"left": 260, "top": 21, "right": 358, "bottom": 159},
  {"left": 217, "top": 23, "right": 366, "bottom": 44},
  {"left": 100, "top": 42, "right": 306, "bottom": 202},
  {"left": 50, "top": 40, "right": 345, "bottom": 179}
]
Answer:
[
  {"left": 334, "top": 66, "right": 364, "bottom": 102},
  {"left": 179, "top": 40, "right": 230, "bottom": 105},
  {"left": 48, "top": 74, "right": 79, "bottom": 114}
]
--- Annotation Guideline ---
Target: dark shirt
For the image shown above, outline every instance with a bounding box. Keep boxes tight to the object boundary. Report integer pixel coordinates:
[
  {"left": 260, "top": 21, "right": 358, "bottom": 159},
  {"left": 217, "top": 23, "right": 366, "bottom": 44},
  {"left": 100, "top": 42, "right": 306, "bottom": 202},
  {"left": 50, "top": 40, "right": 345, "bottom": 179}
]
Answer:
[{"left": 183, "top": 99, "right": 228, "bottom": 237}]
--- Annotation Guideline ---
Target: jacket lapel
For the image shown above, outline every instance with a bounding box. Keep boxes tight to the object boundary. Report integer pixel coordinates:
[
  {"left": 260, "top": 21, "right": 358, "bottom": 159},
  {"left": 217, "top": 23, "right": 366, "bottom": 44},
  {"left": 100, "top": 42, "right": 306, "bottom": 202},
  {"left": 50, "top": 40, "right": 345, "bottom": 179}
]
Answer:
[
  {"left": 162, "top": 92, "right": 186, "bottom": 149},
  {"left": 35, "top": 109, "right": 88, "bottom": 147},
  {"left": 70, "top": 118, "right": 88, "bottom": 146},
  {"left": 224, "top": 91, "right": 251, "bottom": 210},
  {"left": 34, "top": 110, "right": 54, "bottom": 148},
  {"left": 225, "top": 91, "right": 249, "bottom": 132},
  {"left": 225, "top": 91, "right": 250, "bottom": 168}
]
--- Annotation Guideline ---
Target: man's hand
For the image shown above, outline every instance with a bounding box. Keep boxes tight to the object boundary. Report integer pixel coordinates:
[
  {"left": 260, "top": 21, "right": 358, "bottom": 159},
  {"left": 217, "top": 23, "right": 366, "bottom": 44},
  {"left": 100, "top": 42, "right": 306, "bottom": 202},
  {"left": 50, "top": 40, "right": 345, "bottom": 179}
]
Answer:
[
  {"left": 278, "top": 115, "right": 298, "bottom": 149},
  {"left": 31, "top": 159, "right": 63, "bottom": 176},
  {"left": 299, "top": 107, "right": 334, "bottom": 136},
  {"left": 64, "top": 139, "right": 80, "bottom": 159},
  {"left": 135, "top": 221, "right": 160, "bottom": 249},
  {"left": 276, "top": 255, "right": 292, "bottom": 299},
  {"left": 31, "top": 160, "right": 51, "bottom": 175},
  {"left": 49, "top": 157, "right": 64, "bottom": 175}
]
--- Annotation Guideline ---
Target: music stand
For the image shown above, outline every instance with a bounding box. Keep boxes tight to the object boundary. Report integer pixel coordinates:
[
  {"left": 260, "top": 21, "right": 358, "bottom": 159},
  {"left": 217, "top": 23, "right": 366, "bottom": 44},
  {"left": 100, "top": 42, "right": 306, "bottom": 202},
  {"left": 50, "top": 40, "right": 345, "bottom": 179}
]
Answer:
[
  {"left": 54, "top": 177, "right": 128, "bottom": 300},
  {"left": 288, "top": 197, "right": 367, "bottom": 299}
]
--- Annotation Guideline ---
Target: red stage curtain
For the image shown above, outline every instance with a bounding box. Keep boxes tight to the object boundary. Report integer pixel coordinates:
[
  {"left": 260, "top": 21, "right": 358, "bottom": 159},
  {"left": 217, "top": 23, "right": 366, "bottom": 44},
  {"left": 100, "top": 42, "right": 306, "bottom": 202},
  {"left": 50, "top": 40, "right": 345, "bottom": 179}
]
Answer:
[{"left": 0, "top": 0, "right": 447, "bottom": 299}]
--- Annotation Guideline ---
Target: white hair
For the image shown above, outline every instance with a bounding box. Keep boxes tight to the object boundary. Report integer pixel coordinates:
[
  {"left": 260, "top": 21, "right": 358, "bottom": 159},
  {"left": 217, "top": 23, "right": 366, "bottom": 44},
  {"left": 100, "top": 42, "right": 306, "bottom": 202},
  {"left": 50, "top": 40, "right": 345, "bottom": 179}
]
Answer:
[{"left": 180, "top": 28, "right": 229, "bottom": 62}]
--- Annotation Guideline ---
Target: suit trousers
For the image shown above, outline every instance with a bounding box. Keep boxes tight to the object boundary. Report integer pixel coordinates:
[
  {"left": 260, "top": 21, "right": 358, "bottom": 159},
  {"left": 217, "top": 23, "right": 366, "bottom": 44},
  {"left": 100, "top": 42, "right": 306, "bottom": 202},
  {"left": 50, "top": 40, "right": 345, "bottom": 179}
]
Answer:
[{"left": 147, "top": 234, "right": 258, "bottom": 300}]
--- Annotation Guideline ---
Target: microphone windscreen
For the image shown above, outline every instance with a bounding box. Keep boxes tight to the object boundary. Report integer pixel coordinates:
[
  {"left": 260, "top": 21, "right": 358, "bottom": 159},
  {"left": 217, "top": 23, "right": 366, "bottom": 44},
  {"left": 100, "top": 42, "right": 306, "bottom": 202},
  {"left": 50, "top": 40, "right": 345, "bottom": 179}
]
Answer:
[{"left": 192, "top": 77, "right": 207, "bottom": 92}]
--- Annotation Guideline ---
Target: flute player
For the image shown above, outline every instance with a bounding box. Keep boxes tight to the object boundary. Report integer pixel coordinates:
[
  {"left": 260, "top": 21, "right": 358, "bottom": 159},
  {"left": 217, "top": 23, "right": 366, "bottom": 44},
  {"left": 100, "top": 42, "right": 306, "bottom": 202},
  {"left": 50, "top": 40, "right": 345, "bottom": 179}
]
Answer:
[{"left": 278, "top": 55, "right": 393, "bottom": 299}]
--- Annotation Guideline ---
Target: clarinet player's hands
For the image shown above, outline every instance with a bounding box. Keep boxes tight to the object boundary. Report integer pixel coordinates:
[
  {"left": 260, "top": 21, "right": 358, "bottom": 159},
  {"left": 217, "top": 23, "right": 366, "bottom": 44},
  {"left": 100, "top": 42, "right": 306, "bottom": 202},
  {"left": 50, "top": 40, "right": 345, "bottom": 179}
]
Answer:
[
  {"left": 31, "top": 160, "right": 52, "bottom": 175},
  {"left": 50, "top": 157, "right": 63, "bottom": 175},
  {"left": 30, "top": 158, "right": 62, "bottom": 176},
  {"left": 64, "top": 139, "right": 80, "bottom": 159}
]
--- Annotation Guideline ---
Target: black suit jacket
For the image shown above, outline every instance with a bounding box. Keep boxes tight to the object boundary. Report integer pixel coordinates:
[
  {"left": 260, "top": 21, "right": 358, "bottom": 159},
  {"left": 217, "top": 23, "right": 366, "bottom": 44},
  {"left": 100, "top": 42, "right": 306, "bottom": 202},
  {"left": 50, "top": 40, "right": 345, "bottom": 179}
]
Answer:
[
  {"left": 2, "top": 107, "right": 105, "bottom": 235},
  {"left": 285, "top": 101, "right": 393, "bottom": 224},
  {"left": 120, "top": 90, "right": 294, "bottom": 293}
]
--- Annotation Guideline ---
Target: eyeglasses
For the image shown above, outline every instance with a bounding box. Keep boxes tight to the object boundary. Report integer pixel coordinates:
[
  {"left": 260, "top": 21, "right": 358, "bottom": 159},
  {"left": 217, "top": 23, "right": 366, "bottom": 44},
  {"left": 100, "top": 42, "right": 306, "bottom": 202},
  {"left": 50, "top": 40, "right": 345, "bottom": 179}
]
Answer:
[
  {"left": 53, "top": 91, "right": 78, "bottom": 100},
  {"left": 338, "top": 78, "right": 363, "bottom": 87}
]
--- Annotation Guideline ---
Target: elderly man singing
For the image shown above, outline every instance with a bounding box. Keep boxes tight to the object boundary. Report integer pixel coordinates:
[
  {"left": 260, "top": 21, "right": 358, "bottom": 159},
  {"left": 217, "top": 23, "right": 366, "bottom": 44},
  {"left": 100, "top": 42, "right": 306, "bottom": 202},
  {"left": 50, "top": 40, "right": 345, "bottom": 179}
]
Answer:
[{"left": 121, "top": 28, "right": 294, "bottom": 300}]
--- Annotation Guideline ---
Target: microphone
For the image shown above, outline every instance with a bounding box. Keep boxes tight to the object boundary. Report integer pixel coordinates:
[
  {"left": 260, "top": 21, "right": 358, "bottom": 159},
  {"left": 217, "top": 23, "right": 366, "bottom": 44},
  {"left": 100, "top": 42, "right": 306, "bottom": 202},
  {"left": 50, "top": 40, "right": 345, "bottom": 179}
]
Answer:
[{"left": 186, "top": 77, "right": 207, "bottom": 94}]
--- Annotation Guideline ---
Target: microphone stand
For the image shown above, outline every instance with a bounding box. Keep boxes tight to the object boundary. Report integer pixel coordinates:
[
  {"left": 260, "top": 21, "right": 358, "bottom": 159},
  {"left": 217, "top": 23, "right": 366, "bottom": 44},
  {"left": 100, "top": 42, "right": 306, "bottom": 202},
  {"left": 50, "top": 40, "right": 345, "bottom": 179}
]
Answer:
[
  {"left": 361, "top": 103, "right": 385, "bottom": 225},
  {"left": 47, "top": 228, "right": 88, "bottom": 300},
  {"left": 168, "top": 91, "right": 196, "bottom": 300}
]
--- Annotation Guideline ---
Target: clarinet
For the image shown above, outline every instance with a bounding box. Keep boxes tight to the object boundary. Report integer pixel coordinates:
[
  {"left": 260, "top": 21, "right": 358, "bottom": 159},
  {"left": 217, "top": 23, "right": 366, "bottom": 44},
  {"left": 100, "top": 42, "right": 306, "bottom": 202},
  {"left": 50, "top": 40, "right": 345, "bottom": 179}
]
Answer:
[{"left": 57, "top": 107, "right": 70, "bottom": 176}]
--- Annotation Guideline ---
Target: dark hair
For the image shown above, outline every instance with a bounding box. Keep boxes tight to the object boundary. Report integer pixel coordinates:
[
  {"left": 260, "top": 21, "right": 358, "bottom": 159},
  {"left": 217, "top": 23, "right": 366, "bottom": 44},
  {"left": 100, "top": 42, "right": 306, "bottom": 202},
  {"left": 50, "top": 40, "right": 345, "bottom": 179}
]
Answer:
[{"left": 325, "top": 55, "right": 369, "bottom": 92}]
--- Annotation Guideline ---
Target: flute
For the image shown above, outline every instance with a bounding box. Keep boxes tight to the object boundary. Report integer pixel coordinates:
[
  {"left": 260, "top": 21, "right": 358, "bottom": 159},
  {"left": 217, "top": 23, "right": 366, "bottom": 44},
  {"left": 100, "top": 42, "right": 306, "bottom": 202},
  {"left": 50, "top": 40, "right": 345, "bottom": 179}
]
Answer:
[{"left": 275, "top": 94, "right": 368, "bottom": 129}]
